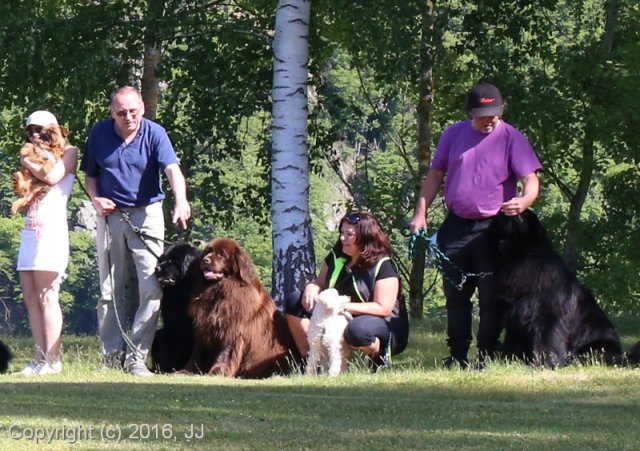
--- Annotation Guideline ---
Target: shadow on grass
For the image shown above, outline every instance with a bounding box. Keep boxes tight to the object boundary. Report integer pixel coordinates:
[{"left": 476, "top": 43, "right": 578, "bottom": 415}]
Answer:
[
  {"left": 2, "top": 317, "right": 640, "bottom": 449},
  {"left": 1, "top": 375, "right": 640, "bottom": 450}
]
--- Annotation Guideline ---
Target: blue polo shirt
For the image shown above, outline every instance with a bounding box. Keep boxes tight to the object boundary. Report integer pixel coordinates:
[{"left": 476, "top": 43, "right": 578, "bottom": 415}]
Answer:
[{"left": 82, "top": 118, "right": 180, "bottom": 207}]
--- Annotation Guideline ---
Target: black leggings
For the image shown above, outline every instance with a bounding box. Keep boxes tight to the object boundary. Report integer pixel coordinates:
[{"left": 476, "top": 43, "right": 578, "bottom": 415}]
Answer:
[{"left": 345, "top": 314, "right": 408, "bottom": 357}]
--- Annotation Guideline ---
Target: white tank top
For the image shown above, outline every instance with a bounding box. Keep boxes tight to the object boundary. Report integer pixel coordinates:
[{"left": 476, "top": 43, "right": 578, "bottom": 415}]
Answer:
[{"left": 24, "top": 172, "right": 75, "bottom": 232}]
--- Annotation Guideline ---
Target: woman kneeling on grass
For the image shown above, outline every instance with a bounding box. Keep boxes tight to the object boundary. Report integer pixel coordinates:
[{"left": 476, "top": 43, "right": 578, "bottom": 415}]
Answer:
[{"left": 285, "top": 211, "right": 409, "bottom": 372}]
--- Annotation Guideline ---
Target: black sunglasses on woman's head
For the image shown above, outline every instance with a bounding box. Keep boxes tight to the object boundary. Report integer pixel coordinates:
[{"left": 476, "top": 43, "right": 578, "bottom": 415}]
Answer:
[{"left": 346, "top": 213, "right": 360, "bottom": 225}]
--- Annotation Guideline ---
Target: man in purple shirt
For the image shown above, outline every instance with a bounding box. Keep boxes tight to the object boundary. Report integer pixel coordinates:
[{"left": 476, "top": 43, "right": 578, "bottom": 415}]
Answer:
[
  {"left": 409, "top": 83, "right": 542, "bottom": 369},
  {"left": 82, "top": 86, "right": 191, "bottom": 376}
]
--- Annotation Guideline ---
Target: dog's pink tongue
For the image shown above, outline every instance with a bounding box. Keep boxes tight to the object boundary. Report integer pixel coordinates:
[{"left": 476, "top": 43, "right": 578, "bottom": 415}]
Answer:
[{"left": 203, "top": 271, "right": 223, "bottom": 280}]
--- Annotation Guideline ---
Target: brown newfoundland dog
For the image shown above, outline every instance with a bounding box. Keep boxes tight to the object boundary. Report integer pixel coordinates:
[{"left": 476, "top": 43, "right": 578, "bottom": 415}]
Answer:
[{"left": 182, "top": 237, "right": 300, "bottom": 378}]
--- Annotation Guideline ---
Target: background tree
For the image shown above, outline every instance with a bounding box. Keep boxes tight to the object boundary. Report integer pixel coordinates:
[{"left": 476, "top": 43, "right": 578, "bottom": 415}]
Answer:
[
  {"left": 408, "top": 0, "right": 438, "bottom": 319},
  {"left": 1, "top": 1, "right": 639, "bottom": 335},
  {"left": 459, "top": 0, "right": 640, "bottom": 307},
  {"left": 270, "top": 0, "right": 315, "bottom": 306}
]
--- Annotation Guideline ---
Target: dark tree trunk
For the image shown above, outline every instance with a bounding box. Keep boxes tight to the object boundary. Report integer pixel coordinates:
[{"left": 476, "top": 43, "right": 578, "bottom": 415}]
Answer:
[{"left": 409, "top": 0, "right": 436, "bottom": 319}]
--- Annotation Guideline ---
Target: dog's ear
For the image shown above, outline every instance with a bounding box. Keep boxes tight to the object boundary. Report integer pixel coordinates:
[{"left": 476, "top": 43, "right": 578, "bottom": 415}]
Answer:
[
  {"left": 45, "top": 125, "right": 68, "bottom": 149},
  {"left": 233, "top": 246, "right": 257, "bottom": 285},
  {"left": 192, "top": 238, "right": 207, "bottom": 252},
  {"left": 179, "top": 250, "right": 196, "bottom": 276},
  {"left": 58, "top": 125, "right": 69, "bottom": 139}
]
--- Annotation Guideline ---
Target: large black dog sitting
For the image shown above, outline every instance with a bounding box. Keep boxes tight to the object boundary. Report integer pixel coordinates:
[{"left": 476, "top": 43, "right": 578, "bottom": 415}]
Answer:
[
  {"left": 151, "top": 241, "right": 201, "bottom": 373},
  {"left": 488, "top": 210, "right": 624, "bottom": 367},
  {"left": 0, "top": 340, "right": 12, "bottom": 373}
]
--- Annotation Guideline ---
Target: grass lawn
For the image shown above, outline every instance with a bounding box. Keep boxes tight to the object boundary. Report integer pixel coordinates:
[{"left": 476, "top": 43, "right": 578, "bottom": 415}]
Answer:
[{"left": 1, "top": 317, "right": 640, "bottom": 450}]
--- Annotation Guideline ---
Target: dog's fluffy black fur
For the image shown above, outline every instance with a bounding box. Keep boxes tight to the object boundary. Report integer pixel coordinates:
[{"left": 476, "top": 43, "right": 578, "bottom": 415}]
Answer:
[
  {"left": 628, "top": 341, "right": 640, "bottom": 364},
  {"left": 488, "top": 210, "right": 624, "bottom": 367},
  {"left": 151, "top": 241, "right": 200, "bottom": 373},
  {"left": 0, "top": 340, "right": 13, "bottom": 373}
]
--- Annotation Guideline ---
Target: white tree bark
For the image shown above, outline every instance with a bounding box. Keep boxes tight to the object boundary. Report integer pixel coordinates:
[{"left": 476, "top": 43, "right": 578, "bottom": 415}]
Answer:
[{"left": 270, "top": 0, "right": 315, "bottom": 306}]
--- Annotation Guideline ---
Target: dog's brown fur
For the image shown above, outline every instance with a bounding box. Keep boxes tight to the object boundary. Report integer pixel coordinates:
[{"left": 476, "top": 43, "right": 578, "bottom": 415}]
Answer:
[
  {"left": 12, "top": 125, "right": 68, "bottom": 215},
  {"left": 182, "top": 237, "right": 300, "bottom": 378}
]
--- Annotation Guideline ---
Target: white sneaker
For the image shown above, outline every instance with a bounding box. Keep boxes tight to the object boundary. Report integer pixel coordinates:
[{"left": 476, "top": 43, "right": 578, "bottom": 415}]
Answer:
[
  {"left": 15, "top": 361, "right": 44, "bottom": 376},
  {"left": 36, "top": 361, "right": 62, "bottom": 375},
  {"left": 126, "top": 361, "right": 153, "bottom": 377}
]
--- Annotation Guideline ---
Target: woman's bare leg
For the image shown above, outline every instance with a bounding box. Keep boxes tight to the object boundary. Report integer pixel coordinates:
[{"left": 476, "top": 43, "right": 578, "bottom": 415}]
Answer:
[{"left": 285, "top": 314, "right": 310, "bottom": 358}]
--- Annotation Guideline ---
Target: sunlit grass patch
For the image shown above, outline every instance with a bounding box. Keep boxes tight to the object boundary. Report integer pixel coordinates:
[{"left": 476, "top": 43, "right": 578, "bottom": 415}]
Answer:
[{"left": 1, "top": 319, "right": 639, "bottom": 450}]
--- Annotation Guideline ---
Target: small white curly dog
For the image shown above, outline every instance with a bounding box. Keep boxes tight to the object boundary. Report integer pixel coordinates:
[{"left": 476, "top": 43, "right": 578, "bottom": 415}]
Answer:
[{"left": 306, "top": 288, "right": 353, "bottom": 376}]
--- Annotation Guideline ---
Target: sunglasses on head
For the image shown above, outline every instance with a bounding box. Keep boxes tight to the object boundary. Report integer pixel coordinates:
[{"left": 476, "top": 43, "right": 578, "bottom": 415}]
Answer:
[{"left": 346, "top": 213, "right": 360, "bottom": 225}]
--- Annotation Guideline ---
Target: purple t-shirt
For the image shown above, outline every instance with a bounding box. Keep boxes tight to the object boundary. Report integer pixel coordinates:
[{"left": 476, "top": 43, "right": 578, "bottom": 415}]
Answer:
[
  {"left": 431, "top": 120, "right": 542, "bottom": 219},
  {"left": 82, "top": 118, "right": 179, "bottom": 207}
]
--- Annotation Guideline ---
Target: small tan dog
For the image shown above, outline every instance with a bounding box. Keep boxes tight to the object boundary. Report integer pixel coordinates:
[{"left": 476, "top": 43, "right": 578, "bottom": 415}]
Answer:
[
  {"left": 12, "top": 124, "right": 68, "bottom": 215},
  {"left": 306, "top": 288, "right": 353, "bottom": 376}
]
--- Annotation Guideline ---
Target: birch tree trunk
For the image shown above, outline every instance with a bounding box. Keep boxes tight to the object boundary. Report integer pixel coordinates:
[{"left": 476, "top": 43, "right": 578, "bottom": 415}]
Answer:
[{"left": 270, "top": 0, "right": 315, "bottom": 307}]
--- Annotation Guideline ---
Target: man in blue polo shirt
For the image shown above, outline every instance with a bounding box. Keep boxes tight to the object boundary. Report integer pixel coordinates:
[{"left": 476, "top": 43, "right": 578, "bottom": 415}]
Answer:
[
  {"left": 409, "top": 82, "right": 542, "bottom": 369},
  {"left": 82, "top": 86, "right": 191, "bottom": 376}
]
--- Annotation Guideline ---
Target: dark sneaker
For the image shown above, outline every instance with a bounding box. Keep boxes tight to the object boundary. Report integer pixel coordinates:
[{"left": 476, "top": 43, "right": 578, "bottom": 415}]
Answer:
[
  {"left": 475, "top": 350, "right": 497, "bottom": 371},
  {"left": 127, "top": 362, "right": 153, "bottom": 377},
  {"left": 371, "top": 354, "right": 392, "bottom": 373},
  {"left": 442, "top": 355, "right": 469, "bottom": 370}
]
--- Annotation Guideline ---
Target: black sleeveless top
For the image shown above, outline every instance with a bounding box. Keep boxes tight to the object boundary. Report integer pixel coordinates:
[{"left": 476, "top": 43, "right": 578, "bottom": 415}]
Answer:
[{"left": 323, "top": 251, "right": 406, "bottom": 323}]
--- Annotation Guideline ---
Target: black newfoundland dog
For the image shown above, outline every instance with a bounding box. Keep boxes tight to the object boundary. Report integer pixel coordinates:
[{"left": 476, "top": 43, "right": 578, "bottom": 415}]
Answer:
[
  {"left": 151, "top": 241, "right": 201, "bottom": 373},
  {"left": 0, "top": 340, "right": 12, "bottom": 373},
  {"left": 488, "top": 210, "right": 624, "bottom": 367}
]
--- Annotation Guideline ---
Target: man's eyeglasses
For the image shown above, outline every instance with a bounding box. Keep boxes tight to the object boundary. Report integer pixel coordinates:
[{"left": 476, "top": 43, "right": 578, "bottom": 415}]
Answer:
[
  {"left": 346, "top": 213, "right": 360, "bottom": 225},
  {"left": 114, "top": 109, "right": 140, "bottom": 118},
  {"left": 25, "top": 126, "right": 44, "bottom": 137}
]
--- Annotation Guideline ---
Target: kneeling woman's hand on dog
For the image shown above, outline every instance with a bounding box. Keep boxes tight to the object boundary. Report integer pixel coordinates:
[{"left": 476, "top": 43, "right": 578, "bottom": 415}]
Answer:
[
  {"left": 302, "top": 264, "right": 331, "bottom": 312},
  {"left": 302, "top": 282, "right": 322, "bottom": 312}
]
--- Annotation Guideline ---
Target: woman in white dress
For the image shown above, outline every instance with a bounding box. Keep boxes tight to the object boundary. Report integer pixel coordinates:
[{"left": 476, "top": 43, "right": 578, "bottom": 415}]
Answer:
[{"left": 15, "top": 110, "right": 76, "bottom": 376}]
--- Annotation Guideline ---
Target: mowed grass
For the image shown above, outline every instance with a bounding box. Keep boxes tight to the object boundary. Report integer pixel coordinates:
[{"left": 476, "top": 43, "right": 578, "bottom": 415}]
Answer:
[{"left": 1, "top": 318, "right": 640, "bottom": 450}]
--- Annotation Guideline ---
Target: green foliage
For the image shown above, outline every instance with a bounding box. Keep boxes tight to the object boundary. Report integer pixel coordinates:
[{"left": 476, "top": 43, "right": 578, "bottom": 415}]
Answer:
[
  {"left": 311, "top": 0, "right": 640, "bottom": 311},
  {"left": 2, "top": 0, "right": 640, "bottom": 333},
  {"left": 461, "top": 0, "right": 640, "bottom": 308},
  {"left": 307, "top": 160, "right": 347, "bottom": 267},
  {"left": 0, "top": 217, "right": 24, "bottom": 334},
  {"left": 64, "top": 229, "right": 100, "bottom": 333}
]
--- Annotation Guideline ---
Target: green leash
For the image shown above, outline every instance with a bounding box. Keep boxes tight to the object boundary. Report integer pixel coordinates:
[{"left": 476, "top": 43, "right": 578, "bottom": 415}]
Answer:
[{"left": 406, "top": 228, "right": 492, "bottom": 290}]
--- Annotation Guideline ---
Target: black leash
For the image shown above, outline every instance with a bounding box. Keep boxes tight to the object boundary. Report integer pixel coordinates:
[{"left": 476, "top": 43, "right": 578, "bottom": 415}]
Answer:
[
  {"left": 118, "top": 210, "right": 172, "bottom": 259},
  {"left": 75, "top": 176, "right": 171, "bottom": 257}
]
